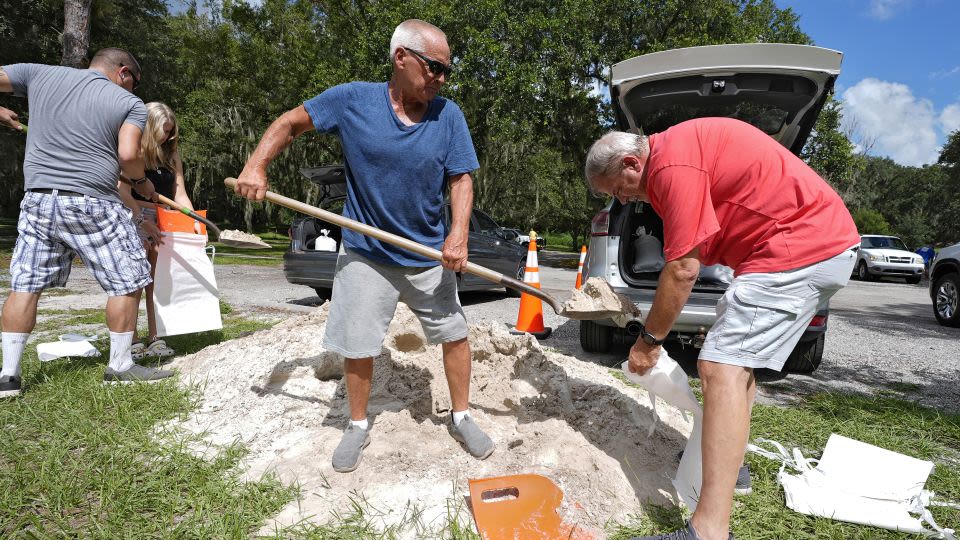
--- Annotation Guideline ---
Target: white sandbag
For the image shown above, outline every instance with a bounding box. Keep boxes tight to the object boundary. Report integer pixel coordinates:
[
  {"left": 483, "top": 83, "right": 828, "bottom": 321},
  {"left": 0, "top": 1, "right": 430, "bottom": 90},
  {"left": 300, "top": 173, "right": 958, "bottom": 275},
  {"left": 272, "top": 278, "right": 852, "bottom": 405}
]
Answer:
[
  {"left": 36, "top": 334, "right": 100, "bottom": 362},
  {"left": 620, "top": 348, "right": 701, "bottom": 433},
  {"left": 153, "top": 231, "right": 223, "bottom": 337},
  {"left": 620, "top": 348, "right": 705, "bottom": 510},
  {"left": 312, "top": 229, "right": 337, "bottom": 252},
  {"left": 749, "top": 435, "right": 956, "bottom": 539},
  {"left": 673, "top": 414, "right": 704, "bottom": 511}
]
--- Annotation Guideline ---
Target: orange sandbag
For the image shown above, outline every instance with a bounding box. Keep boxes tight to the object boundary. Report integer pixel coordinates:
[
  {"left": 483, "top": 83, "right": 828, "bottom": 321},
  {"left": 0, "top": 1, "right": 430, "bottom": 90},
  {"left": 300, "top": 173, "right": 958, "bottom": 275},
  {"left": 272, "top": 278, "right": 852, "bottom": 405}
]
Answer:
[{"left": 156, "top": 206, "right": 207, "bottom": 235}]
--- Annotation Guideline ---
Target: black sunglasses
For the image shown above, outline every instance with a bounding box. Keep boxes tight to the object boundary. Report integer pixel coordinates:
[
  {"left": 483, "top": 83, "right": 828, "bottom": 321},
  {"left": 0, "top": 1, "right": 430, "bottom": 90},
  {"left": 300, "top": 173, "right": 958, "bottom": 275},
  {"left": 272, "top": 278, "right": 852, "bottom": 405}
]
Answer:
[
  {"left": 120, "top": 64, "right": 141, "bottom": 91},
  {"left": 403, "top": 47, "right": 452, "bottom": 78}
]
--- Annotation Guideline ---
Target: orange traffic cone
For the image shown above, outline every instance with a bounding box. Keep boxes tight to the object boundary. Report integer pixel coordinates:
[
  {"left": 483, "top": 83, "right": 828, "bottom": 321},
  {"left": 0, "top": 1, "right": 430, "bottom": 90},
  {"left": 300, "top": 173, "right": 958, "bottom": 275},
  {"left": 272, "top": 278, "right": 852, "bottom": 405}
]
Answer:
[
  {"left": 574, "top": 245, "right": 587, "bottom": 289},
  {"left": 511, "top": 231, "right": 552, "bottom": 339}
]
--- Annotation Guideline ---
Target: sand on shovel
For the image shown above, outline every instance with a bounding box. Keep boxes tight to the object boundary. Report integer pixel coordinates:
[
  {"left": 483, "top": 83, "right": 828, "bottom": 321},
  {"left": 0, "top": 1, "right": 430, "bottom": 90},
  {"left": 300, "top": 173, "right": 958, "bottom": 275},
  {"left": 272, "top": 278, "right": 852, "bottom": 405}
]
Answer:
[
  {"left": 165, "top": 303, "right": 692, "bottom": 538},
  {"left": 561, "top": 276, "right": 641, "bottom": 321},
  {"left": 219, "top": 229, "right": 272, "bottom": 249}
]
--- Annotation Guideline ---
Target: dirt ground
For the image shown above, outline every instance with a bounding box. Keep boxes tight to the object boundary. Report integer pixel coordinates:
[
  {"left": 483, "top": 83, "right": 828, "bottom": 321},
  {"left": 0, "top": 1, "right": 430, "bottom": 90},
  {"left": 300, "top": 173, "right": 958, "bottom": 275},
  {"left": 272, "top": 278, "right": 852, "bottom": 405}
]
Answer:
[{"left": 166, "top": 302, "right": 692, "bottom": 538}]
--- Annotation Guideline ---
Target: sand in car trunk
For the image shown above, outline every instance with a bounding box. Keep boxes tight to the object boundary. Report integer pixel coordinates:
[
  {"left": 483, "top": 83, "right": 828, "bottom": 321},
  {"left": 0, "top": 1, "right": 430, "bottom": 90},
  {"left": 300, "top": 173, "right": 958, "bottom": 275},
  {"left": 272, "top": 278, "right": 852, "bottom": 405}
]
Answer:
[
  {"left": 166, "top": 303, "right": 690, "bottom": 538},
  {"left": 561, "top": 276, "right": 641, "bottom": 321}
]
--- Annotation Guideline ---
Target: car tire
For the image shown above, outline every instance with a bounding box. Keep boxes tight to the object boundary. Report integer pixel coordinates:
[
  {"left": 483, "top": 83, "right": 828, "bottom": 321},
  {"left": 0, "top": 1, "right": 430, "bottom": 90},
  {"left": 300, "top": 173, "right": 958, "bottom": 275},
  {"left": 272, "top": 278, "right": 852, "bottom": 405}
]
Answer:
[
  {"left": 313, "top": 287, "right": 332, "bottom": 301},
  {"left": 856, "top": 260, "right": 873, "bottom": 281},
  {"left": 580, "top": 320, "right": 613, "bottom": 353},
  {"left": 782, "top": 334, "right": 824, "bottom": 373},
  {"left": 506, "top": 259, "right": 525, "bottom": 298},
  {"left": 932, "top": 272, "right": 960, "bottom": 327}
]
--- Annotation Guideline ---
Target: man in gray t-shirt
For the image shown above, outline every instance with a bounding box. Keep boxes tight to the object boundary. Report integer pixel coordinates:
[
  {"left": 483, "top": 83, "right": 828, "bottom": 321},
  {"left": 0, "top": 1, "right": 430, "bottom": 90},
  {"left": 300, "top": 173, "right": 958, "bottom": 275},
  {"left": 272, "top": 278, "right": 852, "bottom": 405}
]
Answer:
[{"left": 0, "top": 48, "right": 173, "bottom": 398}]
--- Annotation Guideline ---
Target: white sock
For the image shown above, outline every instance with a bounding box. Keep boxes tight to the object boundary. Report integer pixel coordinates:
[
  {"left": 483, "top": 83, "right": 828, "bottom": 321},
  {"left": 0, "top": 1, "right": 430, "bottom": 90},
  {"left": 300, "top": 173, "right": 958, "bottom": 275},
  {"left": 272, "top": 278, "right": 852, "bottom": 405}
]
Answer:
[
  {"left": 452, "top": 410, "right": 469, "bottom": 426},
  {"left": 1, "top": 332, "right": 30, "bottom": 378},
  {"left": 108, "top": 331, "right": 135, "bottom": 372},
  {"left": 351, "top": 418, "right": 369, "bottom": 430}
]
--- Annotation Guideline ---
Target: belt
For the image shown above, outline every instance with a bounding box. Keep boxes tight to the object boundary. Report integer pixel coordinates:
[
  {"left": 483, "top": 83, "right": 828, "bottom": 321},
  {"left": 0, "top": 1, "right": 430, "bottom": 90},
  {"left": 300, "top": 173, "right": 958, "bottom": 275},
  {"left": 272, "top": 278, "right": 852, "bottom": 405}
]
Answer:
[{"left": 28, "top": 188, "right": 85, "bottom": 197}]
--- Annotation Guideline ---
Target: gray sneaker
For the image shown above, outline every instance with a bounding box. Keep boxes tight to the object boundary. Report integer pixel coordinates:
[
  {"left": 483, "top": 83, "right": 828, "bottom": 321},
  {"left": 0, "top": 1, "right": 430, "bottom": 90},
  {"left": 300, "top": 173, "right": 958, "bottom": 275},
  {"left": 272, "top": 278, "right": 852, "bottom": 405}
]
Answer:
[
  {"left": 448, "top": 415, "right": 494, "bottom": 459},
  {"left": 103, "top": 364, "right": 175, "bottom": 384},
  {"left": 734, "top": 464, "right": 752, "bottom": 495},
  {"left": 332, "top": 424, "right": 370, "bottom": 473},
  {"left": 630, "top": 520, "right": 734, "bottom": 540},
  {"left": 0, "top": 375, "right": 22, "bottom": 398}
]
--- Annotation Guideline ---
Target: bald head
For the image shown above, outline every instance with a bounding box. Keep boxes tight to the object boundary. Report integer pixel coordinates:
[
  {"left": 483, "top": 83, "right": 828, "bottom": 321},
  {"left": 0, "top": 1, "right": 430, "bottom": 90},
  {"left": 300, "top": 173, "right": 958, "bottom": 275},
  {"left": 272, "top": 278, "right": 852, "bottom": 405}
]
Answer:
[
  {"left": 388, "top": 19, "right": 446, "bottom": 63},
  {"left": 89, "top": 48, "right": 141, "bottom": 79}
]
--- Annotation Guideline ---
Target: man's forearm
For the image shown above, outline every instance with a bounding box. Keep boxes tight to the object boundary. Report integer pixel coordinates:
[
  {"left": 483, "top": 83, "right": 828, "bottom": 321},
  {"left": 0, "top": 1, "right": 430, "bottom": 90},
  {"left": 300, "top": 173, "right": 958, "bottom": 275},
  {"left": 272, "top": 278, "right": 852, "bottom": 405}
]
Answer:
[
  {"left": 119, "top": 156, "right": 146, "bottom": 182},
  {"left": 643, "top": 257, "right": 700, "bottom": 339},
  {"left": 448, "top": 173, "right": 473, "bottom": 235},
  {"left": 0, "top": 66, "right": 13, "bottom": 93}
]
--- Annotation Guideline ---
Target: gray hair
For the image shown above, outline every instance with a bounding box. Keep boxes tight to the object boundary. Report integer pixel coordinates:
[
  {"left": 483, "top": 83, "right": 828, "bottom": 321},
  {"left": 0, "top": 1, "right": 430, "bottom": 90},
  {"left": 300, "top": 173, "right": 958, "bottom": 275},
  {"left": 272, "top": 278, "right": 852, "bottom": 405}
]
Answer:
[
  {"left": 389, "top": 19, "right": 446, "bottom": 63},
  {"left": 584, "top": 131, "right": 649, "bottom": 190}
]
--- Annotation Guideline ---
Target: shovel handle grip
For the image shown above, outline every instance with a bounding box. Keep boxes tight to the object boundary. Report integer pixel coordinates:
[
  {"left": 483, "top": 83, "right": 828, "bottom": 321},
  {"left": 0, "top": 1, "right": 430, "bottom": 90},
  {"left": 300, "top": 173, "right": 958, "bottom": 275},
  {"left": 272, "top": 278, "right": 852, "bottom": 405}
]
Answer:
[{"left": 224, "top": 177, "right": 562, "bottom": 313}]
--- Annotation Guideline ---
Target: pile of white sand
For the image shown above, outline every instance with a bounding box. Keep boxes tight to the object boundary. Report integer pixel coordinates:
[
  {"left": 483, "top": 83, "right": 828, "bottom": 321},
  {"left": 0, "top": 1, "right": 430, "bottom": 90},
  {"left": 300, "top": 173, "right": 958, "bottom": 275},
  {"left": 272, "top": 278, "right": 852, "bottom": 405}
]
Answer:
[{"left": 167, "top": 303, "right": 692, "bottom": 538}]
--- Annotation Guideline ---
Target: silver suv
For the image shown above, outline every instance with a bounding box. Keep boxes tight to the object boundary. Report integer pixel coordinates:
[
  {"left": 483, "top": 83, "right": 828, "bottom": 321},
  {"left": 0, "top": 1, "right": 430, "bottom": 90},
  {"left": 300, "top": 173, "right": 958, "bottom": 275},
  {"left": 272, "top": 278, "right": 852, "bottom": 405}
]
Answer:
[{"left": 581, "top": 43, "right": 843, "bottom": 373}]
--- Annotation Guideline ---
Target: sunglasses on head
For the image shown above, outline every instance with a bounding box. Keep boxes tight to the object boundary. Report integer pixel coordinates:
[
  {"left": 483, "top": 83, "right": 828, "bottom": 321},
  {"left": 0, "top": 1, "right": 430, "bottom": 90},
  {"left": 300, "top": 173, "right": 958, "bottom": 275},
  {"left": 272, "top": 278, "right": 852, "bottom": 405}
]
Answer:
[
  {"left": 403, "top": 47, "right": 452, "bottom": 78},
  {"left": 120, "top": 64, "right": 141, "bottom": 90}
]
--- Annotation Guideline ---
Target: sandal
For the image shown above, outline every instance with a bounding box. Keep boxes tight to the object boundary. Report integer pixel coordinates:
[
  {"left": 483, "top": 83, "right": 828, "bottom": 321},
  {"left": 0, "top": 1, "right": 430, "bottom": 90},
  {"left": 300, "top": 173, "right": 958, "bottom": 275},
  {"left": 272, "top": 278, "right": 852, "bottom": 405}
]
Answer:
[
  {"left": 144, "top": 339, "right": 176, "bottom": 358},
  {"left": 131, "top": 341, "right": 147, "bottom": 360}
]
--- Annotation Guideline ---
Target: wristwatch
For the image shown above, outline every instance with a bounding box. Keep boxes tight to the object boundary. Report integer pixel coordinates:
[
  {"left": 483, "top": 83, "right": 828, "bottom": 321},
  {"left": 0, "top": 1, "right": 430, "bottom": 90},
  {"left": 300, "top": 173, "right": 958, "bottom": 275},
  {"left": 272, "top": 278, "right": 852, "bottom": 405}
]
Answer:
[{"left": 639, "top": 325, "right": 666, "bottom": 346}]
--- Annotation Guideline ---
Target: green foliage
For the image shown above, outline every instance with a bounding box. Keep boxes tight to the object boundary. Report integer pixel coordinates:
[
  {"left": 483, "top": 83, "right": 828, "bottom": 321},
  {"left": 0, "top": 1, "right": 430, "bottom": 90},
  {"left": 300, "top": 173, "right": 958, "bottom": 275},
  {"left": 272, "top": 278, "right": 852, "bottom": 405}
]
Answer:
[
  {"left": 1, "top": 0, "right": 826, "bottom": 244},
  {"left": 852, "top": 208, "right": 891, "bottom": 236},
  {"left": 801, "top": 97, "right": 864, "bottom": 202}
]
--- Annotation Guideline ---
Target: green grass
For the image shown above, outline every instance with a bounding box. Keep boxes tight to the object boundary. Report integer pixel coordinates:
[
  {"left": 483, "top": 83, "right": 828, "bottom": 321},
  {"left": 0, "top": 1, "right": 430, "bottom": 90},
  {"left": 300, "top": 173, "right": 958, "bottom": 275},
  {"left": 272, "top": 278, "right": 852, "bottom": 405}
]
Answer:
[
  {"left": 0, "top": 305, "right": 296, "bottom": 538},
  {"left": 541, "top": 231, "right": 580, "bottom": 253},
  {"left": 603, "top": 375, "right": 960, "bottom": 540},
  {"left": 211, "top": 231, "right": 288, "bottom": 266}
]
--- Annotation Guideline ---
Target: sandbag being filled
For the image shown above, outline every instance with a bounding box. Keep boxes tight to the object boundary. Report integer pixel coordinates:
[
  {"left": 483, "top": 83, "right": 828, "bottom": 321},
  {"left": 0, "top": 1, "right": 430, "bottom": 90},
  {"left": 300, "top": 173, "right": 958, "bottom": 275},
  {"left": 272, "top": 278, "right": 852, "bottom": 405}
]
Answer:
[{"left": 153, "top": 231, "right": 222, "bottom": 337}]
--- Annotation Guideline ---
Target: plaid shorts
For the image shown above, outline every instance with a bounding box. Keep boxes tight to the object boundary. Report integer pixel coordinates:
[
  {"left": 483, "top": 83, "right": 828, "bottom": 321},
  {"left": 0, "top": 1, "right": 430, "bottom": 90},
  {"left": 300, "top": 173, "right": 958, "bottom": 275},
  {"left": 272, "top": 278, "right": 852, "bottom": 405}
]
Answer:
[{"left": 10, "top": 190, "right": 151, "bottom": 296}]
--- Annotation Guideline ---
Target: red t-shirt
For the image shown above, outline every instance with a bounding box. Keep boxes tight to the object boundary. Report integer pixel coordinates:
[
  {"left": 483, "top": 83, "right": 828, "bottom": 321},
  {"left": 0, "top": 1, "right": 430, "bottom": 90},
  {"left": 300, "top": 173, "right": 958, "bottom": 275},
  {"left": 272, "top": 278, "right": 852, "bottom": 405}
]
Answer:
[{"left": 645, "top": 118, "right": 859, "bottom": 275}]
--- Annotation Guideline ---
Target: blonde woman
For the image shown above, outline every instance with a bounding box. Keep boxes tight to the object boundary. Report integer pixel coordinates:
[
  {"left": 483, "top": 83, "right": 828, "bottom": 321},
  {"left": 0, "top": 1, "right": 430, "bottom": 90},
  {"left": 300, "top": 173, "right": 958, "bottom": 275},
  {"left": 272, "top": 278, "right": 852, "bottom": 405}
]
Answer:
[{"left": 125, "top": 102, "right": 196, "bottom": 359}]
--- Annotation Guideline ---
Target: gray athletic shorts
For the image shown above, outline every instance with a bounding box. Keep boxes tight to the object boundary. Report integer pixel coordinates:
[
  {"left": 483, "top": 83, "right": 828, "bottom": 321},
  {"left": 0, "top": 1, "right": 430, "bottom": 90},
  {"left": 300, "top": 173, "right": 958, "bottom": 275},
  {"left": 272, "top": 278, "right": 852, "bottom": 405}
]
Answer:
[
  {"left": 322, "top": 248, "right": 468, "bottom": 358},
  {"left": 699, "top": 246, "right": 858, "bottom": 370},
  {"left": 10, "top": 191, "right": 151, "bottom": 296}
]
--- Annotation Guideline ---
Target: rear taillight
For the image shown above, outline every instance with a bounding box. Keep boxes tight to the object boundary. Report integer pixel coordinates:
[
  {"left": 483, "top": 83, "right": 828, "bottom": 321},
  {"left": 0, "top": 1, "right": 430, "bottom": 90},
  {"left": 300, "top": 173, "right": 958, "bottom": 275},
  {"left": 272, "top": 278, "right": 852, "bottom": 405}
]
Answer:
[
  {"left": 591, "top": 211, "right": 610, "bottom": 237},
  {"left": 808, "top": 315, "right": 827, "bottom": 327}
]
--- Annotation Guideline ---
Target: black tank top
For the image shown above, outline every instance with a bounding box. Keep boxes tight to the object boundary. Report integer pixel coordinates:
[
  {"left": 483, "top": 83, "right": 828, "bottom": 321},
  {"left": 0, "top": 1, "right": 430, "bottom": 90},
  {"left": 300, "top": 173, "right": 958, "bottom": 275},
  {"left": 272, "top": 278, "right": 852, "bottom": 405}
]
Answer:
[{"left": 133, "top": 166, "right": 176, "bottom": 201}]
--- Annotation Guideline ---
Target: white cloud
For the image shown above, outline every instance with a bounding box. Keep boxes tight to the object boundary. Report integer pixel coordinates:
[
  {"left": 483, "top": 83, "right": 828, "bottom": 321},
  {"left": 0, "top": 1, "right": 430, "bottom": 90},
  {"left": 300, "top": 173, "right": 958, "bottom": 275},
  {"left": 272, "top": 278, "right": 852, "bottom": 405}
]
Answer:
[
  {"left": 868, "top": 0, "right": 909, "bottom": 20},
  {"left": 841, "top": 78, "right": 940, "bottom": 166},
  {"left": 941, "top": 104, "right": 960, "bottom": 135},
  {"left": 930, "top": 66, "right": 960, "bottom": 80}
]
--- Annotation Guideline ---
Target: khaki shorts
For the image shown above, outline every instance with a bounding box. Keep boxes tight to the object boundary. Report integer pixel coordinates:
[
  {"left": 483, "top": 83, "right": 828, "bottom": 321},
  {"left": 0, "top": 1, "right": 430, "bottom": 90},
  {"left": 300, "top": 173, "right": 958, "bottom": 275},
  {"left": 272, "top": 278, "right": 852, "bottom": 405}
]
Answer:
[
  {"left": 699, "top": 247, "right": 858, "bottom": 370},
  {"left": 322, "top": 248, "right": 468, "bottom": 358}
]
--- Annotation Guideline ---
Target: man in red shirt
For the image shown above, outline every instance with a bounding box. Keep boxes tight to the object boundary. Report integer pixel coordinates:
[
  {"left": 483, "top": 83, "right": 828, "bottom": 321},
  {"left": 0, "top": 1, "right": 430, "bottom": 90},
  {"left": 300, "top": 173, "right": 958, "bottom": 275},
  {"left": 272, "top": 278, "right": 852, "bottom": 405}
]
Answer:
[{"left": 585, "top": 118, "right": 859, "bottom": 540}]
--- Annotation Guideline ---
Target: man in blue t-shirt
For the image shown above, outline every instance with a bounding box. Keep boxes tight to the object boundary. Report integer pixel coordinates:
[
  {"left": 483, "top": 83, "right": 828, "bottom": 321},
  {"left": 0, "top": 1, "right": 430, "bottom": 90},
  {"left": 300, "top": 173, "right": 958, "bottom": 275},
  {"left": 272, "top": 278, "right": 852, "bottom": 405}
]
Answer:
[{"left": 235, "top": 19, "right": 492, "bottom": 472}]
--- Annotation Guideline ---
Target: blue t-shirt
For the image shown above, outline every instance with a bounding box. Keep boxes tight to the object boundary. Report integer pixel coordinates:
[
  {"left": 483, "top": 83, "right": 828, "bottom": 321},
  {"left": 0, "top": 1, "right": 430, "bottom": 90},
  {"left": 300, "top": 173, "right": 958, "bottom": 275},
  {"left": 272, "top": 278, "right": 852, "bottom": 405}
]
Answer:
[{"left": 303, "top": 82, "right": 480, "bottom": 266}]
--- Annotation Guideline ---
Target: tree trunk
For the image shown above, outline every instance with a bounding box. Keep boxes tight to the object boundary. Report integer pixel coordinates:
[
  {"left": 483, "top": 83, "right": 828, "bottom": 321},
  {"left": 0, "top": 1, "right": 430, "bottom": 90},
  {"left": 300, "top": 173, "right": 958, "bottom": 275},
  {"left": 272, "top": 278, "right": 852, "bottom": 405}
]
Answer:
[{"left": 62, "top": 0, "right": 93, "bottom": 68}]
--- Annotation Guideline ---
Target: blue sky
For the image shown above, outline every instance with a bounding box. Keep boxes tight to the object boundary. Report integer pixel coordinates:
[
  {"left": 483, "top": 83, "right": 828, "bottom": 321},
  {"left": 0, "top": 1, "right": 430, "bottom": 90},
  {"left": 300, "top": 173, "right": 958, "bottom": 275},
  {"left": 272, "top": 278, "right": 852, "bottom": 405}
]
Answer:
[{"left": 776, "top": 0, "right": 960, "bottom": 166}]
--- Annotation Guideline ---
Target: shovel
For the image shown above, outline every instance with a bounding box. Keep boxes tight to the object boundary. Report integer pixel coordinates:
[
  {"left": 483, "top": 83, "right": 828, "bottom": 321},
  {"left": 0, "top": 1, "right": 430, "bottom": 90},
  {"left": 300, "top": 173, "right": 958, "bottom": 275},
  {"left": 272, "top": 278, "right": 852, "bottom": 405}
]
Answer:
[
  {"left": 222, "top": 177, "right": 584, "bottom": 313},
  {"left": 120, "top": 176, "right": 269, "bottom": 249}
]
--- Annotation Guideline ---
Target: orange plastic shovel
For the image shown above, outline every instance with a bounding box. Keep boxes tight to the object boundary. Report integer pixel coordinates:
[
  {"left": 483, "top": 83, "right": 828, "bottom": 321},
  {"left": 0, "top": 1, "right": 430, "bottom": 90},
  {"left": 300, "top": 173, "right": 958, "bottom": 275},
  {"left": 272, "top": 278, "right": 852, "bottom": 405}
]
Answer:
[{"left": 468, "top": 474, "right": 594, "bottom": 540}]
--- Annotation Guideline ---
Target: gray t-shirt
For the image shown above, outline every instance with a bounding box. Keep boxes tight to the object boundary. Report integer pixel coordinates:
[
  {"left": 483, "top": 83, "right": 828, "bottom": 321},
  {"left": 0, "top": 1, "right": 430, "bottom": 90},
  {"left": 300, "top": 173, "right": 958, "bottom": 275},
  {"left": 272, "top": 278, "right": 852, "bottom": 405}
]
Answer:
[{"left": 3, "top": 63, "right": 147, "bottom": 202}]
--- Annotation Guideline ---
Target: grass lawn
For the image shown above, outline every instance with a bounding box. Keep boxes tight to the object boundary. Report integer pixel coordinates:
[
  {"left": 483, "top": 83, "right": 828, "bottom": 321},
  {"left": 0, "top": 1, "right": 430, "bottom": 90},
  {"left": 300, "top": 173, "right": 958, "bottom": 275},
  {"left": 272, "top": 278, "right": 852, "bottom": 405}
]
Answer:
[{"left": 0, "top": 307, "right": 296, "bottom": 538}]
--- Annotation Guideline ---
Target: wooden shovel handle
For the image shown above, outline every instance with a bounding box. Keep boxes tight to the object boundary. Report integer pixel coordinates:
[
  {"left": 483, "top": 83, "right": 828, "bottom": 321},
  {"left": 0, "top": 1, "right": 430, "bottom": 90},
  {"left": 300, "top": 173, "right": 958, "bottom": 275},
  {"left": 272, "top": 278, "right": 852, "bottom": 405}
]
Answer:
[{"left": 224, "top": 177, "right": 561, "bottom": 313}]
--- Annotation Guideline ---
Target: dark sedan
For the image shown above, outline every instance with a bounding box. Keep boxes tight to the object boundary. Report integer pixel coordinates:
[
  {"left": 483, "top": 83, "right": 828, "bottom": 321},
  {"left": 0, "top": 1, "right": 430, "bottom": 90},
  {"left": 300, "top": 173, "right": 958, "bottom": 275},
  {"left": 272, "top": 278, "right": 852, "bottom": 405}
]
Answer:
[{"left": 284, "top": 165, "right": 528, "bottom": 299}]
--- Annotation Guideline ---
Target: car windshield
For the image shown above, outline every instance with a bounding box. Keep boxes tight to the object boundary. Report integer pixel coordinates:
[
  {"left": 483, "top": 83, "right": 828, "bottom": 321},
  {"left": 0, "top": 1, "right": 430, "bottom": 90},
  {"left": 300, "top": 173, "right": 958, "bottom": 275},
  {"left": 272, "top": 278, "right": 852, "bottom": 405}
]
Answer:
[{"left": 862, "top": 236, "right": 908, "bottom": 250}]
